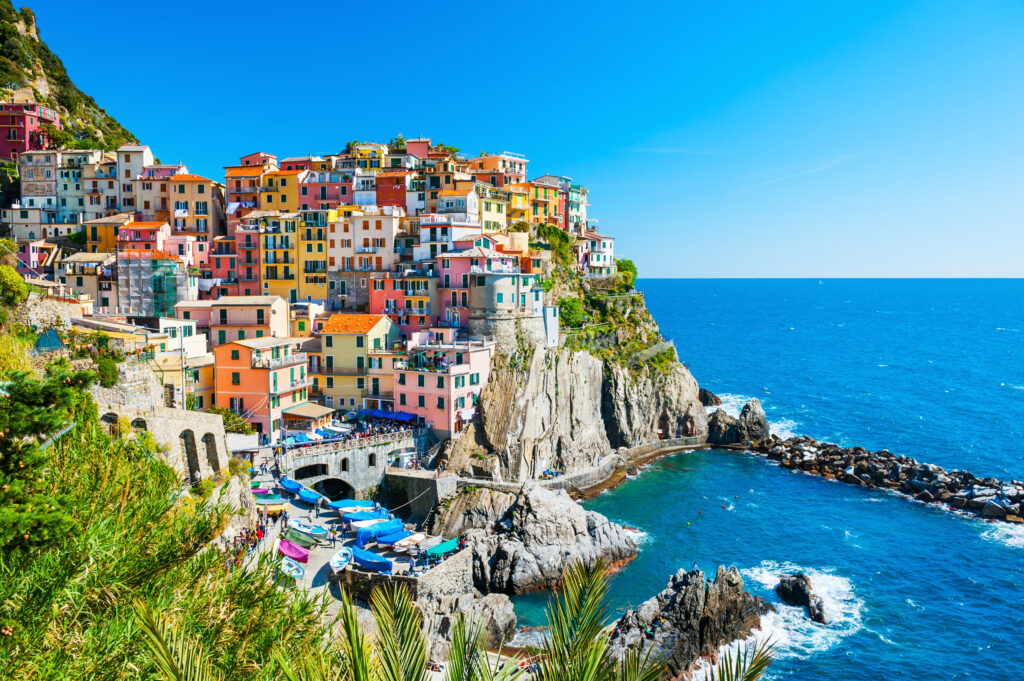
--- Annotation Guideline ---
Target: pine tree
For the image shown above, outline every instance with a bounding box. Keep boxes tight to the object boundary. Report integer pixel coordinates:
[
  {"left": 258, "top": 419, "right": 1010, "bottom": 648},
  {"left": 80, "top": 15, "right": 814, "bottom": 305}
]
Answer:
[{"left": 0, "top": 362, "right": 94, "bottom": 552}]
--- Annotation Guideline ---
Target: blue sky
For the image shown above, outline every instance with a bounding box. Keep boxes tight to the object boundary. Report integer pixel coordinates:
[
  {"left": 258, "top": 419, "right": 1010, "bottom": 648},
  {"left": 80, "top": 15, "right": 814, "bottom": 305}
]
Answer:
[{"left": 28, "top": 0, "right": 1024, "bottom": 277}]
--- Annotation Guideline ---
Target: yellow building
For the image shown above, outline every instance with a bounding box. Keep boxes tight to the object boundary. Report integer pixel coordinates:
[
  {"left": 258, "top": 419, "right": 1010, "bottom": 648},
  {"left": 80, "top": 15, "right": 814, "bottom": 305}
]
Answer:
[
  {"left": 151, "top": 353, "right": 216, "bottom": 410},
  {"left": 260, "top": 169, "right": 305, "bottom": 213},
  {"left": 83, "top": 213, "right": 134, "bottom": 253},
  {"left": 528, "top": 182, "right": 559, "bottom": 225},
  {"left": 319, "top": 313, "right": 400, "bottom": 412},
  {"left": 258, "top": 212, "right": 300, "bottom": 301},
  {"left": 169, "top": 173, "right": 225, "bottom": 240},
  {"left": 506, "top": 184, "right": 531, "bottom": 226},
  {"left": 297, "top": 209, "right": 334, "bottom": 302},
  {"left": 476, "top": 184, "right": 509, "bottom": 232}
]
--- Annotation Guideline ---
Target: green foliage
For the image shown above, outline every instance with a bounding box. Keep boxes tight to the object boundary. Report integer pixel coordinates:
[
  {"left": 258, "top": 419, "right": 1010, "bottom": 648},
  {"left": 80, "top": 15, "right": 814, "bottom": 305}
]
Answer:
[
  {"left": 227, "top": 457, "right": 246, "bottom": 477},
  {"left": 65, "top": 230, "right": 87, "bottom": 244},
  {"left": 0, "top": 264, "right": 28, "bottom": 308},
  {"left": 536, "top": 224, "right": 574, "bottom": 269},
  {"left": 193, "top": 478, "right": 215, "bottom": 500},
  {"left": 616, "top": 259, "right": 637, "bottom": 288},
  {"left": 710, "top": 639, "right": 776, "bottom": 681},
  {"left": 38, "top": 121, "right": 72, "bottom": 149},
  {"left": 433, "top": 143, "right": 460, "bottom": 156},
  {"left": 208, "top": 405, "right": 255, "bottom": 435},
  {"left": 0, "top": 362, "right": 94, "bottom": 554},
  {"left": 0, "top": 332, "right": 32, "bottom": 374},
  {"left": 388, "top": 134, "right": 406, "bottom": 152},
  {"left": 96, "top": 356, "right": 118, "bottom": 387},
  {"left": 557, "top": 297, "right": 585, "bottom": 328},
  {"left": 0, "top": 161, "right": 19, "bottom": 210},
  {"left": 510, "top": 221, "right": 531, "bottom": 233}
]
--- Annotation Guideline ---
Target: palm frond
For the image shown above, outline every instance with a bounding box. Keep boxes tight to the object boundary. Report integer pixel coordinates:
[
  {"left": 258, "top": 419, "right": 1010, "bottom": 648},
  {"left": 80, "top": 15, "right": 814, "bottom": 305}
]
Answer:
[
  {"left": 337, "top": 588, "right": 373, "bottom": 681},
  {"left": 371, "top": 583, "right": 429, "bottom": 681},
  {"left": 132, "top": 599, "right": 223, "bottom": 681},
  {"left": 537, "top": 559, "right": 615, "bottom": 681},
  {"left": 615, "top": 644, "right": 665, "bottom": 681},
  {"left": 713, "top": 639, "right": 775, "bottom": 681},
  {"left": 444, "top": 615, "right": 525, "bottom": 681}
]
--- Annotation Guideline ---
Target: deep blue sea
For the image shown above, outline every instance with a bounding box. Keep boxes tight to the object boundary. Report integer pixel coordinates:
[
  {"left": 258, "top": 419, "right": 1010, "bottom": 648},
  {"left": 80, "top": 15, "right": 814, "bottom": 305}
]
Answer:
[{"left": 513, "top": 279, "right": 1024, "bottom": 680}]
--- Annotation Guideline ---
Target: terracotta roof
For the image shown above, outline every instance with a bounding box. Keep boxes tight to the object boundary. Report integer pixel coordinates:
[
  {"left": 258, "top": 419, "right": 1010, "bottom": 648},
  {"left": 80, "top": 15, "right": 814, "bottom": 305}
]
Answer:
[
  {"left": 225, "top": 167, "right": 265, "bottom": 178},
  {"left": 266, "top": 169, "right": 305, "bottom": 176},
  {"left": 124, "top": 221, "right": 167, "bottom": 228},
  {"left": 437, "top": 189, "right": 472, "bottom": 196},
  {"left": 321, "top": 313, "right": 388, "bottom": 335},
  {"left": 171, "top": 173, "right": 211, "bottom": 182},
  {"left": 118, "top": 249, "right": 181, "bottom": 262}
]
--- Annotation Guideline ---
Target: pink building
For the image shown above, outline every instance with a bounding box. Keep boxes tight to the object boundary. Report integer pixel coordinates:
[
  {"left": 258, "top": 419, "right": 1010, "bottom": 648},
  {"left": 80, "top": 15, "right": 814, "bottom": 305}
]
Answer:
[
  {"left": 116, "top": 221, "right": 171, "bottom": 253},
  {"left": 368, "top": 271, "right": 438, "bottom": 337},
  {"left": 299, "top": 169, "right": 354, "bottom": 210},
  {"left": 15, "top": 238, "right": 45, "bottom": 276},
  {"left": 0, "top": 102, "right": 60, "bottom": 160},
  {"left": 436, "top": 244, "right": 517, "bottom": 328},
  {"left": 393, "top": 330, "right": 494, "bottom": 437},
  {"left": 205, "top": 236, "right": 241, "bottom": 298}
]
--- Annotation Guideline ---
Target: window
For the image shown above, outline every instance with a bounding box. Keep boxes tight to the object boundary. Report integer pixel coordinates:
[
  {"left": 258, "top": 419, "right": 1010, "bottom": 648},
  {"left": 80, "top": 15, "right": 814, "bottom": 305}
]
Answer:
[
  {"left": 417, "top": 395, "right": 425, "bottom": 408},
  {"left": 218, "top": 330, "right": 226, "bottom": 344},
  {"left": 496, "top": 293, "right": 503, "bottom": 303},
  {"left": 237, "top": 330, "right": 245, "bottom": 340},
  {"left": 470, "top": 372, "right": 480, "bottom": 385},
  {"left": 437, "top": 396, "right": 445, "bottom": 409},
  {"left": 417, "top": 374, "right": 424, "bottom": 387},
  {"left": 368, "top": 453, "right": 376, "bottom": 467},
  {"left": 399, "top": 393, "right": 406, "bottom": 405},
  {"left": 231, "top": 350, "right": 239, "bottom": 360},
  {"left": 398, "top": 373, "right": 406, "bottom": 385},
  {"left": 356, "top": 336, "right": 364, "bottom": 348},
  {"left": 231, "top": 372, "right": 240, "bottom": 385},
  {"left": 325, "top": 335, "right": 332, "bottom": 347},
  {"left": 437, "top": 376, "right": 444, "bottom": 389}
]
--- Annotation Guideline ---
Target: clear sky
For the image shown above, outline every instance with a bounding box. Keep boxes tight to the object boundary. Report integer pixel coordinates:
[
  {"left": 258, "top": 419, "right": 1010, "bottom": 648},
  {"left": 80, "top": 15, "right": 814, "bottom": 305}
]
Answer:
[{"left": 27, "top": 0, "right": 1024, "bottom": 277}]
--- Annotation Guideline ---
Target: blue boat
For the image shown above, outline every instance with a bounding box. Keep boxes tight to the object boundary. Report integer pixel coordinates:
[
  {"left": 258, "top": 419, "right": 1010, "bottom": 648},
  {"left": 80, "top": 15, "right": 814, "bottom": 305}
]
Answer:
[
  {"left": 352, "top": 546, "right": 393, "bottom": 573},
  {"left": 343, "top": 508, "right": 389, "bottom": 522},
  {"left": 327, "top": 498, "right": 375, "bottom": 511},
  {"left": 356, "top": 519, "right": 404, "bottom": 548},
  {"left": 280, "top": 477, "right": 303, "bottom": 494},
  {"left": 280, "top": 556, "right": 305, "bottom": 579},
  {"left": 377, "top": 530, "right": 412, "bottom": 547},
  {"left": 329, "top": 547, "right": 353, "bottom": 573},
  {"left": 297, "top": 488, "right": 324, "bottom": 505}
]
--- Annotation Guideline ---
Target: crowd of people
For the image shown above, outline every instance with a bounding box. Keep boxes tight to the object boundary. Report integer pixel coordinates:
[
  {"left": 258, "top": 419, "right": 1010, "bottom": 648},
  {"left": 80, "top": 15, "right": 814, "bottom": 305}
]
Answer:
[{"left": 222, "top": 523, "right": 269, "bottom": 572}]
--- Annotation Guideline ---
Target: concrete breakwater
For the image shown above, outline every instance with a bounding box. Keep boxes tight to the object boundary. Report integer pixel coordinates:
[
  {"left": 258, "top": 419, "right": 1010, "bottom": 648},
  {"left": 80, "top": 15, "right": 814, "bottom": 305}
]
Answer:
[{"left": 747, "top": 435, "right": 1024, "bottom": 524}]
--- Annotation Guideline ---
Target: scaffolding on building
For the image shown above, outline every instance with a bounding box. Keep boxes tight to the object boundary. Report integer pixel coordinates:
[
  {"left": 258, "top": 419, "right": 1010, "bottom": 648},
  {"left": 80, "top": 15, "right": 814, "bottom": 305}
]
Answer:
[{"left": 117, "top": 251, "right": 190, "bottom": 317}]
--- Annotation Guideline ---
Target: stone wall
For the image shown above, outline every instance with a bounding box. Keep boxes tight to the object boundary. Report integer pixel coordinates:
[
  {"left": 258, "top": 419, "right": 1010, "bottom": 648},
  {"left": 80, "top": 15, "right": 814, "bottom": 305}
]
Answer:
[
  {"left": 384, "top": 469, "right": 459, "bottom": 522},
  {"left": 332, "top": 546, "right": 473, "bottom": 603}
]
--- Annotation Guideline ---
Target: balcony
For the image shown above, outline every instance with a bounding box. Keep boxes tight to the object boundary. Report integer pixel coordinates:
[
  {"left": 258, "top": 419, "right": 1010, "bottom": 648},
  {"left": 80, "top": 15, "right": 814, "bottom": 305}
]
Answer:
[
  {"left": 254, "top": 352, "right": 307, "bottom": 370},
  {"left": 271, "top": 377, "right": 312, "bottom": 394},
  {"left": 237, "top": 241, "right": 258, "bottom": 249},
  {"left": 355, "top": 246, "right": 378, "bottom": 254},
  {"left": 316, "top": 366, "right": 366, "bottom": 377}
]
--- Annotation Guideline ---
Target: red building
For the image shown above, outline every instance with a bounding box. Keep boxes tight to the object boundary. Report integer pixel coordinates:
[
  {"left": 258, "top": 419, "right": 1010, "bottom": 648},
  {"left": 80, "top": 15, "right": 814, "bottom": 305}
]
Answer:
[
  {"left": 375, "top": 170, "right": 411, "bottom": 210},
  {"left": 0, "top": 102, "right": 60, "bottom": 160},
  {"left": 204, "top": 236, "right": 241, "bottom": 298}
]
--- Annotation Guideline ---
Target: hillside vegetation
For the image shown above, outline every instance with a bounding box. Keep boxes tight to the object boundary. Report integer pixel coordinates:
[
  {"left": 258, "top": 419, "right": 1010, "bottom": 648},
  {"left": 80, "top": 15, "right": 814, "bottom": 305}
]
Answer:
[{"left": 0, "top": 1, "right": 136, "bottom": 149}]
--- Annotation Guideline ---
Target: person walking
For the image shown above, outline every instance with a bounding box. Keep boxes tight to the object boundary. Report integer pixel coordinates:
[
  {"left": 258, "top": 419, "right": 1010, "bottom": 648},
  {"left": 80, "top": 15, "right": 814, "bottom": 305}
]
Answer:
[{"left": 330, "top": 526, "right": 337, "bottom": 547}]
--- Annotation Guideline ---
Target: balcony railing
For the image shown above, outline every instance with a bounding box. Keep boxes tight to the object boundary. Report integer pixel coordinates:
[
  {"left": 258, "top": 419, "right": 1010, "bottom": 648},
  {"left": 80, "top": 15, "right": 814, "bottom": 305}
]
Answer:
[
  {"left": 355, "top": 246, "right": 379, "bottom": 254},
  {"left": 253, "top": 352, "right": 307, "bottom": 370},
  {"left": 271, "top": 377, "right": 311, "bottom": 394}
]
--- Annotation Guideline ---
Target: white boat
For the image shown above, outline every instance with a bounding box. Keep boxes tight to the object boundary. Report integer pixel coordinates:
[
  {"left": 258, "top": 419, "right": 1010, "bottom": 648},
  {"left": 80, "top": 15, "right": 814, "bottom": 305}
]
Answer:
[
  {"left": 391, "top": 532, "right": 426, "bottom": 553},
  {"left": 329, "top": 547, "right": 353, "bottom": 574},
  {"left": 280, "top": 556, "right": 305, "bottom": 580},
  {"left": 289, "top": 520, "right": 328, "bottom": 538},
  {"left": 351, "top": 518, "right": 386, "bottom": 529}
]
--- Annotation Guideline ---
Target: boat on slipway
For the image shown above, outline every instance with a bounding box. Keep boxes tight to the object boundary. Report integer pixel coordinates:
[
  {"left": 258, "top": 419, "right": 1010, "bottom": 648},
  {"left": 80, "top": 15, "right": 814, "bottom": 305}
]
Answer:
[
  {"left": 277, "top": 538, "right": 310, "bottom": 563},
  {"left": 280, "top": 477, "right": 303, "bottom": 494},
  {"left": 391, "top": 533, "right": 426, "bottom": 553},
  {"left": 329, "top": 547, "right": 353, "bottom": 574},
  {"left": 280, "top": 556, "right": 305, "bottom": 580},
  {"left": 328, "top": 498, "right": 375, "bottom": 512},
  {"left": 352, "top": 547, "right": 392, "bottom": 574},
  {"left": 288, "top": 520, "right": 328, "bottom": 539},
  {"left": 376, "top": 530, "right": 413, "bottom": 548}
]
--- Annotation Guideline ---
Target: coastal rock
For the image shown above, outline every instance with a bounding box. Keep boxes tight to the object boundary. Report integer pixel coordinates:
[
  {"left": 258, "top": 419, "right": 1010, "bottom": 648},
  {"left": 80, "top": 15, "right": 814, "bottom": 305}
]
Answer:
[
  {"left": 212, "top": 474, "right": 258, "bottom": 549},
  {"left": 707, "top": 399, "right": 769, "bottom": 445},
  {"left": 699, "top": 388, "right": 723, "bottom": 407},
  {"left": 775, "top": 573, "right": 827, "bottom": 625},
  {"left": 463, "top": 593, "right": 517, "bottom": 646},
  {"left": 608, "top": 566, "right": 771, "bottom": 678},
  {"left": 419, "top": 591, "right": 517, "bottom": 662},
  {"left": 430, "top": 485, "right": 636, "bottom": 593}
]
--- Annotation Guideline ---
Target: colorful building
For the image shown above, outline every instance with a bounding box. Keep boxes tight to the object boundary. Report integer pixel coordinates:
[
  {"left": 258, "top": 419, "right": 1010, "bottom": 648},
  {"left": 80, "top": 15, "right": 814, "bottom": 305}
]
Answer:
[
  {"left": 318, "top": 314, "right": 400, "bottom": 412},
  {"left": 260, "top": 169, "right": 305, "bottom": 213},
  {"left": 208, "top": 295, "right": 289, "bottom": 346},
  {"left": 0, "top": 102, "right": 60, "bottom": 160}
]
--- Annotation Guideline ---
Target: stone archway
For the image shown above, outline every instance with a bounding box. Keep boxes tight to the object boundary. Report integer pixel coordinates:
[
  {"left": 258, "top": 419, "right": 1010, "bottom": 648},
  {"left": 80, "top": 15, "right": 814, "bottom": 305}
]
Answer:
[
  {"left": 295, "top": 463, "right": 328, "bottom": 480},
  {"left": 180, "top": 429, "right": 201, "bottom": 483},
  {"left": 131, "top": 418, "right": 147, "bottom": 432},
  {"left": 314, "top": 477, "right": 355, "bottom": 501},
  {"left": 101, "top": 412, "right": 120, "bottom": 436},
  {"left": 202, "top": 433, "right": 220, "bottom": 473}
]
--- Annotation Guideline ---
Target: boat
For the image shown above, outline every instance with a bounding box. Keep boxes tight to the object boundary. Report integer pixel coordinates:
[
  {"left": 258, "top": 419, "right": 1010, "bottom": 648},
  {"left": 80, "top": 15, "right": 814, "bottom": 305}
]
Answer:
[
  {"left": 297, "top": 488, "right": 325, "bottom": 505},
  {"left": 289, "top": 520, "right": 328, "bottom": 539},
  {"left": 351, "top": 518, "right": 387, "bottom": 529},
  {"left": 425, "top": 537, "right": 460, "bottom": 559},
  {"left": 279, "top": 556, "right": 305, "bottom": 579},
  {"left": 280, "top": 477, "right": 303, "bottom": 494},
  {"left": 391, "top": 533, "right": 426, "bottom": 553},
  {"left": 251, "top": 488, "right": 270, "bottom": 494},
  {"left": 327, "top": 498, "right": 375, "bottom": 511},
  {"left": 329, "top": 547, "right": 353, "bottom": 574},
  {"left": 250, "top": 481, "right": 263, "bottom": 488},
  {"left": 356, "top": 519, "right": 404, "bottom": 548},
  {"left": 281, "top": 528, "right": 318, "bottom": 549},
  {"left": 376, "top": 530, "right": 413, "bottom": 548},
  {"left": 351, "top": 546, "right": 393, "bottom": 573},
  {"left": 278, "top": 539, "right": 310, "bottom": 563},
  {"left": 342, "top": 508, "right": 388, "bottom": 522},
  {"left": 254, "top": 495, "right": 285, "bottom": 504}
]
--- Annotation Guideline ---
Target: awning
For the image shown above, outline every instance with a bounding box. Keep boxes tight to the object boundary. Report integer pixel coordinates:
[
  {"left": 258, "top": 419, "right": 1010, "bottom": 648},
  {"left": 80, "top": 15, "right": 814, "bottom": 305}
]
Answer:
[
  {"left": 283, "top": 403, "right": 335, "bottom": 420},
  {"left": 393, "top": 412, "right": 417, "bottom": 422},
  {"left": 425, "top": 537, "right": 460, "bottom": 558}
]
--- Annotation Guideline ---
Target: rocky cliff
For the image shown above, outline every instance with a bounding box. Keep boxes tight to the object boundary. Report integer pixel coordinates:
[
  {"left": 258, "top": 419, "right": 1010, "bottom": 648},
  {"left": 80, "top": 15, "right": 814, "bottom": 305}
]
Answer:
[
  {"left": 446, "top": 344, "right": 706, "bottom": 481},
  {"left": 428, "top": 485, "right": 637, "bottom": 593},
  {"left": 706, "top": 398, "right": 770, "bottom": 446},
  {"left": 608, "top": 566, "right": 771, "bottom": 679}
]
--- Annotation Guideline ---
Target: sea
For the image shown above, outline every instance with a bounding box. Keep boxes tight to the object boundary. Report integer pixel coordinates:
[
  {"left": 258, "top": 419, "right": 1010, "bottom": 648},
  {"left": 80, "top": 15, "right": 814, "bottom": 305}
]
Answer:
[{"left": 511, "top": 279, "right": 1024, "bottom": 680}]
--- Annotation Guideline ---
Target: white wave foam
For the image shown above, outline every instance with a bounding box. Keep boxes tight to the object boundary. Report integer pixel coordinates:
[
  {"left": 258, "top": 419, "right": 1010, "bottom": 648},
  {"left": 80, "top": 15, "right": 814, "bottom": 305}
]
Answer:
[
  {"left": 707, "top": 394, "right": 800, "bottom": 440},
  {"left": 622, "top": 527, "right": 650, "bottom": 546},
  {"left": 741, "top": 561, "right": 864, "bottom": 660},
  {"left": 981, "top": 523, "right": 1024, "bottom": 549},
  {"left": 509, "top": 627, "right": 549, "bottom": 648}
]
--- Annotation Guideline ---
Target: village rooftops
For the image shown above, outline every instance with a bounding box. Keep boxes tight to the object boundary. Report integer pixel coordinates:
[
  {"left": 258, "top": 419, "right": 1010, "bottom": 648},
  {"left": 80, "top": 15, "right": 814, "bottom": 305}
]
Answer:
[
  {"left": 233, "top": 336, "right": 299, "bottom": 350},
  {"left": 175, "top": 300, "right": 214, "bottom": 309},
  {"left": 279, "top": 156, "right": 323, "bottom": 163},
  {"left": 62, "top": 252, "right": 116, "bottom": 264},
  {"left": 321, "top": 313, "right": 388, "bottom": 335},
  {"left": 117, "top": 144, "right": 150, "bottom": 152},
  {"left": 437, "top": 188, "right": 473, "bottom": 196},
  {"left": 170, "top": 173, "right": 213, "bottom": 182},
  {"left": 442, "top": 246, "right": 508, "bottom": 259},
  {"left": 82, "top": 212, "right": 135, "bottom": 226},
  {"left": 225, "top": 167, "right": 266, "bottom": 177},
  {"left": 212, "top": 295, "right": 283, "bottom": 306}
]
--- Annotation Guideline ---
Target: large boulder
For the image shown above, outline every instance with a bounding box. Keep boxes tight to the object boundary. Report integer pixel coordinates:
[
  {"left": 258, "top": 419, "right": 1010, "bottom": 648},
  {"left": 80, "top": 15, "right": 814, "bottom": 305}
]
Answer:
[
  {"left": 775, "top": 573, "right": 827, "bottom": 625},
  {"left": 608, "top": 566, "right": 771, "bottom": 678},
  {"left": 433, "top": 485, "right": 637, "bottom": 593},
  {"left": 699, "top": 388, "right": 723, "bottom": 407},
  {"left": 706, "top": 399, "right": 769, "bottom": 445}
]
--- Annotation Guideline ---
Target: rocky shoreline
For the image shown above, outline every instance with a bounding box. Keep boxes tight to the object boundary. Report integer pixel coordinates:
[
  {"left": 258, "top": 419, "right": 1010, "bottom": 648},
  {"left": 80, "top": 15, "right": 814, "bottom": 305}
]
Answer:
[{"left": 746, "top": 434, "right": 1024, "bottom": 523}]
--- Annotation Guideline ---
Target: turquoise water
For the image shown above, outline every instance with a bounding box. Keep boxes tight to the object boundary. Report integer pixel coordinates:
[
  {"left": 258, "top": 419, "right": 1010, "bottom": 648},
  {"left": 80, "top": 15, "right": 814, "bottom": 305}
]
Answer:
[{"left": 513, "top": 279, "right": 1024, "bottom": 680}]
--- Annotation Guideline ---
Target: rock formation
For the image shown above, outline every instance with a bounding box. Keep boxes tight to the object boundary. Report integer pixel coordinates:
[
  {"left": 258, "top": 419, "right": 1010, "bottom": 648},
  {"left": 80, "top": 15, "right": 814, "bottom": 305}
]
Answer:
[
  {"left": 748, "top": 435, "right": 1024, "bottom": 524},
  {"left": 706, "top": 398, "right": 769, "bottom": 445},
  {"left": 429, "top": 485, "right": 637, "bottom": 593},
  {"left": 212, "top": 474, "right": 259, "bottom": 549},
  {"left": 699, "top": 388, "right": 723, "bottom": 407},
  {"left": 445, "top": 345, "right": 706, "bottom": 481},
  {"left": 608, "top": 566, "right": 771, "bottom": 678},
  {"left": 419, "top": 591, "right": 517, "bottom": 662},
  {"left": 775, "top": 573, "right": 827, "bottom": 624}
]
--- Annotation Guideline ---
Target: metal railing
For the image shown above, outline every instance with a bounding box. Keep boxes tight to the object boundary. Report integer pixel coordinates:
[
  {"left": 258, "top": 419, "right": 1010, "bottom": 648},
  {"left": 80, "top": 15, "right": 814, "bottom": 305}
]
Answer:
[{"left": 254, "top": 352, "right": 307, "bottom": 370}]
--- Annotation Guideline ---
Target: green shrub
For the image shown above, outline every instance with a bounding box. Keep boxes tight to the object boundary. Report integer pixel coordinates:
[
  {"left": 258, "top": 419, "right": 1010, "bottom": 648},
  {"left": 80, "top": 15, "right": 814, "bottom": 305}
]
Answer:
[
  {"left": 193, "top": 478, "right": 215, "bottom": 500},
  {"left": 227, "top": 457, "right": 246, "bottom": 477},
  {"left": 96, "top": 357, "right": 118, "bottom": 388},
  {"left": 558, "top": 296, "right": 586, "bottom": 328}
]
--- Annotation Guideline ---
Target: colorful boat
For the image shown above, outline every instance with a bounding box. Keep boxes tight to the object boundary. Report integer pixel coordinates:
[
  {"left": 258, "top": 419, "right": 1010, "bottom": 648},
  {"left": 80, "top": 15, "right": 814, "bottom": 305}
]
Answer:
[
  {"left": 278, "top": 538, "right": 310, "bottom": 563},
  {"left": 392, "top": 533, "right": 426, "bottom": 553},
  {"left": 297, "top": 488, "right": 324, "bottom": 505},
  {"left": 356, "top": 519, "right": 404, "bottom": 548},
  {"left": 289, "top": 520, "right": 328, "bottom": 539},
  {"left": 329, "top": 547, "right": 353, "bottom": 574},
  {"left": 343, "top": 508, "right": 389, "bottom": 522},
  {"left": 376, "top": 530, "right": 412, "bottom": 547},
  {"left": 281, "top": 528, "right": 317, "bottom": 548},
  {"left": 425, "top": 537, "right": 460, "bottom": 558},
  {"left": 352, "top": 546, "right": 393, "bottom": 573},
  {"left": 328, "top": 498, "right": 375, "bottom": 511},
  {"left": 280, "top": 477, "right": 303, "bottom": 494},
  {"left": 351, "top": 518, "right": 386, "bottom": 529},
  {"left": 255, "top": 495, "right": 284, "bottom": 504},
  {"left": 252, "top": 488, "right": 270, "bottom": 494},
  {"left": 250, "top": 481, "right": 263, "bottom": 488},
  {"left": 280, "top": 556, "right": 305, "bottom": 579}
]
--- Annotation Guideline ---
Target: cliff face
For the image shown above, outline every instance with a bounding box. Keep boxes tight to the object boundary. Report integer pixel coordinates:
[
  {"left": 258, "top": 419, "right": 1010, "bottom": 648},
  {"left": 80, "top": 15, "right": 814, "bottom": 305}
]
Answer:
[
  {"left": 429, "top": 485, "right": 637, "bottom": 593},
  {"left": 446, "top": 344, "right": 706, "bottom": 481}
]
